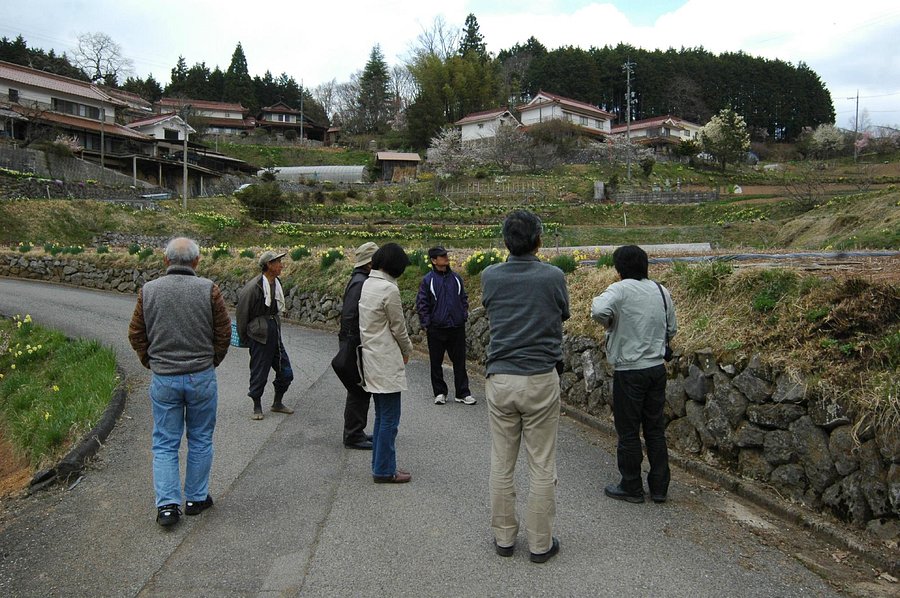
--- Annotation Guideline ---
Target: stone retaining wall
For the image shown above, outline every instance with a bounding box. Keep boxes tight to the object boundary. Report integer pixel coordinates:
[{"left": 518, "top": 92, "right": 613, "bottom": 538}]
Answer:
[{"left": 1, "top": 253, "right": 896, "bottom": 535}]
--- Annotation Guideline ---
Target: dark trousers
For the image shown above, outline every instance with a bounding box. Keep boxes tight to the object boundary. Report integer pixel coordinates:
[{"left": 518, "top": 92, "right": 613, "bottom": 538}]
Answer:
[
  {"left": 248, "top": 319, "right": 293, "bottom": 402},
  {"left": 612, "top": 365, "right": 670, "bottom": 496},
  {"left": 426, "top": 326, "right": 470, "bottom": 398},
  {"left": 343, "top": 383, "right": 371, "bottom": 445}
]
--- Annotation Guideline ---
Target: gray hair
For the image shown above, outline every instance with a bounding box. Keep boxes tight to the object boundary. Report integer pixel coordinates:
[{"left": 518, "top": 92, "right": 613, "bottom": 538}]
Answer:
[{"left": 164, "top": 237, "right": 200, "bottom": 265}]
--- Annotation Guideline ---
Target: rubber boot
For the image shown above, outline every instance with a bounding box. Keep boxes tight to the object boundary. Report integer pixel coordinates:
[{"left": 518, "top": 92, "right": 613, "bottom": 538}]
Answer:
[{"left": 271, "top": 391, "right": 294, "bottom": 414}]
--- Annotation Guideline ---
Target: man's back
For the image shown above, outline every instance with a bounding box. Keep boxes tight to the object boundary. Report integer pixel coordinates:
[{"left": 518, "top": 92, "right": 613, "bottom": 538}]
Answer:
[
  {"left": 140, "top": 271, "right": 216, "bottom": 375},
  {"left": 481, "top": 255, "right": 570, "bottom": 376}
]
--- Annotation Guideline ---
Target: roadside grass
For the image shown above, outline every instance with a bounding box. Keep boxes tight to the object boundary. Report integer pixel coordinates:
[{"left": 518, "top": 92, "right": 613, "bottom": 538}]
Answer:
[{"left": 0, "top": 316, "right": 118, "bottom": 469}]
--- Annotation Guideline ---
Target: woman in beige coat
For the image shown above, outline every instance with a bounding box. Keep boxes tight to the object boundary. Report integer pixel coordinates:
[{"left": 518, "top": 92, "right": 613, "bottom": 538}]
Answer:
[{"left": 358, "top": 243, "right": 414, "bottom": 483}]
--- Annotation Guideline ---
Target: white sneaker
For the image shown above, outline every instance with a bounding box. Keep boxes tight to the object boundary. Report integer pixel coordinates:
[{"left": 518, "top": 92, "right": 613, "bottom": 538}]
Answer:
[
  {"left": 455, "top": 395, "right": 476, "bottom": 405},
  {"left": 434, "top": 394, "right": 447, "bottom": 405}
]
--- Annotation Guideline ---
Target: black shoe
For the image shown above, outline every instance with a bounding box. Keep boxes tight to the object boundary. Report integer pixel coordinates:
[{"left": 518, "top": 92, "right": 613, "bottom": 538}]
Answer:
[
  {"left": 529, "top": 537, "right": 560, "bottom": 563},
  {"left": 650, "top": 493, "right": 668, "bottom": 504},
  {"left": 365, "top": 434, "right": 373, "bottom": 442},
  {"left": 185, "top": 495, "right": 214, "bottom": 516},
  {"left": 156, "top": 504, "right": 181, "bottom": 527},
  {"left": 604, "top": 484, "right": 645, "bottom": 504},
  {"left": 345, "top": 439, "right": 373, "bottom": 450},
  {"left": 494, "top": 539, "right": 514, "bottom": 557}
]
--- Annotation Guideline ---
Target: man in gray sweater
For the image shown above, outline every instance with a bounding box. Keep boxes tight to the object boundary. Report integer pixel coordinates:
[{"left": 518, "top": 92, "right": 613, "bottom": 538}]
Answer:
[
  {"left": 129, "top": 237, "right": 231, "bottom": 527},
  {"left": 481, "top": 210, "right": 570, "bottom": 564},
  {"left": 591, "top": 245, "right": 677, "bottom": 505}
]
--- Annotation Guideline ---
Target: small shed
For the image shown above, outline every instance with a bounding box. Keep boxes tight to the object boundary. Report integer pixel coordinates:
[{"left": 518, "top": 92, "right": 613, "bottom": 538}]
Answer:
[{"left": 374, "top": 151, "right": 421, "bottom": 182}]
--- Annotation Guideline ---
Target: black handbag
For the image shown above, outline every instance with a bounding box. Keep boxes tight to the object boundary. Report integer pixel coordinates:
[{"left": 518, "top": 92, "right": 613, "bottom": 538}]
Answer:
[
  {"left": 331, "top": 339, "right": 362, "bottom": 387},
  {"left": 654, "top": 282, "right": 674, "bottom": 362}
]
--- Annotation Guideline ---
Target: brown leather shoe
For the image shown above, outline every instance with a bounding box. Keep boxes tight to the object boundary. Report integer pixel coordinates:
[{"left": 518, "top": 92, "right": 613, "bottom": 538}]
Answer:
[{"left": 373, "top": 469, "right": 411, "bottom": 484}]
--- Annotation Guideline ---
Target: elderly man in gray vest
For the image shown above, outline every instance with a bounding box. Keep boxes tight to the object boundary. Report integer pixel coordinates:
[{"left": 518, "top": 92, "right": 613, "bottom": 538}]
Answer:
[{"left": 129, "top": 237, "right": 231, "bottom": 527}]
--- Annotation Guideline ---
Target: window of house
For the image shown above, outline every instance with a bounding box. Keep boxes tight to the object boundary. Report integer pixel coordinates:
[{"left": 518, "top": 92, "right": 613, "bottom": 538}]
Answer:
[
  {"left": 8, "top": 89, "right": 19, "bottom": 103},
  {"left": 595, "top": 119, "right": 603, "bottom": 128},
  {"left": 579, "top": 116, "right": 588, "bottom": 125},
  {"left": 51, "top": 98, "right": 101, "bottom": 120},
  {"left": 164, "top": 128, "right": 180, "bottom": 141},
  {"left": 477, "top": 123, "right": 484, "bottom": 129}
]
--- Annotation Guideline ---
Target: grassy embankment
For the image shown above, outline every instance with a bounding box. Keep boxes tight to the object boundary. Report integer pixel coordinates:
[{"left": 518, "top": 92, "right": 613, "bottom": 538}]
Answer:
[{"left": 0, "top": 315, "right": 118, "bottom": 472}]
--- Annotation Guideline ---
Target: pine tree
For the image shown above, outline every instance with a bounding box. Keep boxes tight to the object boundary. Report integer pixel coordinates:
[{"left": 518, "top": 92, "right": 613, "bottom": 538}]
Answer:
[
  {"left": 356, "top": 45, "right": 393, "bottom": 133},
  {"left": 458, "top": 13, "right": 487, "bottom": 59},
  {"left": 223, "top": 42, "right": 256, "bottom": 111}
]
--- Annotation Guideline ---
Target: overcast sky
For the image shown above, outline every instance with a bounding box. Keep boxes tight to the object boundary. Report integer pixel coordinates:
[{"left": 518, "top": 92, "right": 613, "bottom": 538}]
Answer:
[{"left": 3, "top": 0, "right": 899, "bottom": 128}]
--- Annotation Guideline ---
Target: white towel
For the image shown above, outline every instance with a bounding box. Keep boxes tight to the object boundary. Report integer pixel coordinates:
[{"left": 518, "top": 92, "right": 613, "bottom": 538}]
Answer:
[{"left": 263, "top": 277, "right": 285, "bottom": 313}]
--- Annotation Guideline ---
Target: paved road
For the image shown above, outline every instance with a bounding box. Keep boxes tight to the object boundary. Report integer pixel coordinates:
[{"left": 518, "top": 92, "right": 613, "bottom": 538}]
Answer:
[{"left": 0, "top": 278, "right": 841, "bottom": 597}]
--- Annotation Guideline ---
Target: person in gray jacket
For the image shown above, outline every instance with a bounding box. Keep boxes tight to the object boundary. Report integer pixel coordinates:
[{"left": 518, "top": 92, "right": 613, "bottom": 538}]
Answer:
[
  {"left": 481, "top": 210, "right": 570, "bottom": 564},
  {"left": 236, "top": 250, "right": 295, "bottom": 420},
  {"left": 591, "top": 245, "right": 677, "bottom": 505},
  {"left": 128, "top": 237, "right": 231, "bottom": 527}
]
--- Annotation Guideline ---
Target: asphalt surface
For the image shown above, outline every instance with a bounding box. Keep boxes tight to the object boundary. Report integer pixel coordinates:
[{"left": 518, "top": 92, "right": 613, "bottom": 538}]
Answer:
[{"left": 0, "top": 278, "right": 842, "bottom": 597}]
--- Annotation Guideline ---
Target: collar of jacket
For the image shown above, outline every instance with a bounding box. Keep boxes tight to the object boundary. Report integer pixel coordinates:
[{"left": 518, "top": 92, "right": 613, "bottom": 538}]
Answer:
[
  {"left": 507, "top": 254, "right": 539, "bottom": 263},
  {"left": 165, "top": 264, "right": 197, "bottom": 276},
  {"left": 370, "top": 269, "right": 398, "bottom": 285}
]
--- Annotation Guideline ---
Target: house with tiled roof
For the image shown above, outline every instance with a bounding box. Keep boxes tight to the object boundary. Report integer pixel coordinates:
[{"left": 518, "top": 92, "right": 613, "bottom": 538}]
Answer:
[
  {"left": 517, "top": 90, "right": 613, "bottom": 137},
  {"left": 609, "top": 115, "right": 704, "bottom": 153},
  {"left": 0, "top": 59, "right": 153, "bottom": 153},
  {"left": 454, "top": 108, "right": 521, "bottom": 143},
  {"left": 256, "top": 101, "right": 325, "bottom": 141},
  {"left": 154, "top": 97, "right": 255, "bottom": 135}
]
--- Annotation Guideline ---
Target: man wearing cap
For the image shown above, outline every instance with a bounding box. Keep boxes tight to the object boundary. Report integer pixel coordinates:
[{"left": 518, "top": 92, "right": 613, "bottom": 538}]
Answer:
[
  {"left": 236, "top": 250, "right": 295, "bottom": 420},
  {"left": 415, "top": 246, "right": 473, "bottom": 406},
  {"left": 332, "top": 242, "right": 378, "bottom": 450}
]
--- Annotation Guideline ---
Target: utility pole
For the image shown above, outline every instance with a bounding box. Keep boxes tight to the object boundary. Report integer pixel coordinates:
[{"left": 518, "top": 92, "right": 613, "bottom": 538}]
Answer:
[
  {"left": 852, "top": 90, "right": 859, "bottom": 162},
  {"left": 299, "top": 79, "right": 304, "bottom": 144},
  {"left": 99, "top": 107, "right": 105, "bottom": 183},
  {"left": 622, "top": 59, "right": 635, "bottom": 181},
  {"left": 180, "top": 104, "right": 192, "bottom": 210}
]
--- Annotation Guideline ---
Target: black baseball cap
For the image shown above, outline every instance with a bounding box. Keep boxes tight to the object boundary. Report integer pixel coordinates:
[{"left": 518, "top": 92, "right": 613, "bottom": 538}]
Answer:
[{"left": 427, "top": 246, "right": 448, "bottom": 259}]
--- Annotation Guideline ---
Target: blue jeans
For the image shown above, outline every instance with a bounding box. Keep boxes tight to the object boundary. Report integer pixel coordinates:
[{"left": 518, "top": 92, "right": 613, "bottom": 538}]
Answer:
[
  {"left": 150, "top": 367, "right": 218, "bottom": 507},
  {"left": 371, "top": 392, "right": 401, "bottom": 478}
]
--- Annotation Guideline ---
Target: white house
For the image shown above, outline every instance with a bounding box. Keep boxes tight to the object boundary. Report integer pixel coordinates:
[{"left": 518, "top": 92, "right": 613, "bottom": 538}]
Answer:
[
  {"left": 126, "top": 112, "right": 196, "bottom": 157},
  {"left": 154, "top": 97, "right": 255, "bottom": 135},
  {"left": 454, "top": 108, "right": 521, "bottom": 142},
  {"left": 609, "top": 115, "right": 704, "bottom": 151},
  {"left": 517, "top": 90, "right": 613, "bottom": 137},
  {"left": 0, "top": 59, "right": 150, "bottom": 151}
]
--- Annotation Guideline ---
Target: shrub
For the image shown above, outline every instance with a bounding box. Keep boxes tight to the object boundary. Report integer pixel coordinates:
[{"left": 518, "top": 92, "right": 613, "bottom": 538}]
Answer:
[
  {"left": 137, "top": 247, "right": 154, "bottom": 260},
  {"left": 239, "top": 248, "right": 255, "bottom": 259},
  {"left": 408, "top": 249, "right": 432, "bottom": 274},
  {"left": 748, "top": 269, "right": 798, "bottom": 312},
  {"left": 640, "top": 156, "right": 656, "bottom": 177},
  {"left": 595, "top": 253, "right": 614, "bottom": 268},
  {"left": 210, "top": 244, "right": 231, "bottom": 260},
  {"left": 290, "top": 245, "right": 311, "bottom": 260},
  {"left": 319, "top": 248, "right": 345, "bottom": 270},
  {"left": 235, "top": 180, "right": 287, "bottom": 220},
  {"left": 676, "top": 261, "right": 734, "bottom": 296},
  {"left": 127, "top": 243, "right": 141, "bottom": 255},
  {"left": 550, "top": 253, "right": 578, "bottom": 274},
  {"left": 17, "top": 242, "right": 31, "bottom": 253},
  {"left": 462, "top": 249, "right": 504, "bottom": 276},
  {"left": 96, "top": 245, "right": 109, "bottom": 254}
]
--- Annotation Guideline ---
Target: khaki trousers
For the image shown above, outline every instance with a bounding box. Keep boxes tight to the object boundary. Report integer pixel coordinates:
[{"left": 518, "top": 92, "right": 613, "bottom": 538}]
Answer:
[{"left": 486, "top": 370, "right": 560, "bottom": 554}]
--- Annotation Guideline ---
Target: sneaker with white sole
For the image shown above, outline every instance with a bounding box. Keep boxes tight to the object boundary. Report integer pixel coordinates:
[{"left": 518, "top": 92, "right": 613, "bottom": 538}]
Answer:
[
  {"left": 434, "top": 394, "right": 447, "bottom": 405},
  {"left": 455, "top": 395, "right": 476, "bottom": 405}
]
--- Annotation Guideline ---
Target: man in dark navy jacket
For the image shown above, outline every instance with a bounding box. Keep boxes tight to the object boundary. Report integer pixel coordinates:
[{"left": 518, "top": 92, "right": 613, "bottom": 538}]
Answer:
[{"left": 415, "top": 246, "right": 474, "bottom": 405}]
